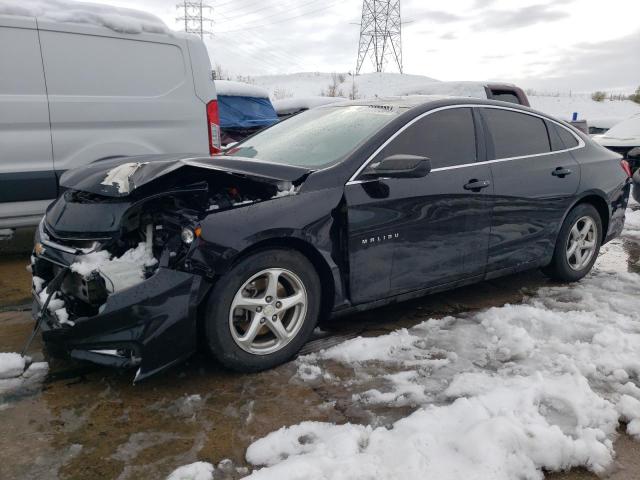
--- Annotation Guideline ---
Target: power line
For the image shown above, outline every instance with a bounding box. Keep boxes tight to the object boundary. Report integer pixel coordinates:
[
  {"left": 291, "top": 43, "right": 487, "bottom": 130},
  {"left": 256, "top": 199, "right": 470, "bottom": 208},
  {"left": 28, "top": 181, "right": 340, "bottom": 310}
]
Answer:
[
  {"left": 215, "top": 2, "right": 341, "bottom": 34},
  {"left": 356, "top": 0, "right": 403, "bottom": 74}
]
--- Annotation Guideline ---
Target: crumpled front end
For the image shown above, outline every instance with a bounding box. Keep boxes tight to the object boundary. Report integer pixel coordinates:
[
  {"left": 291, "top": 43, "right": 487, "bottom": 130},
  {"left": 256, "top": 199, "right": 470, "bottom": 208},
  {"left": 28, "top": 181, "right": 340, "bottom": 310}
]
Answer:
[
  {"left": 32, "top": 217, "right": 208, "bottom": 382},
  {"left": 31, "top": 156, "right": 309, "bottom": 380}
]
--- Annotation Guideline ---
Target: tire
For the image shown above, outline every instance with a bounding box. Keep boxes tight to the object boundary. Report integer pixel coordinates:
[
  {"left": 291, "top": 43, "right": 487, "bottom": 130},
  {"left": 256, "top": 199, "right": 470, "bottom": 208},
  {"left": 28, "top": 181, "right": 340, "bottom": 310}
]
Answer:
[
  {"left": 204, "top": 249, "right": 321, "bottom": 372},
  {"left": 542, "top": 203, "right": 602, "bottom": 282}
]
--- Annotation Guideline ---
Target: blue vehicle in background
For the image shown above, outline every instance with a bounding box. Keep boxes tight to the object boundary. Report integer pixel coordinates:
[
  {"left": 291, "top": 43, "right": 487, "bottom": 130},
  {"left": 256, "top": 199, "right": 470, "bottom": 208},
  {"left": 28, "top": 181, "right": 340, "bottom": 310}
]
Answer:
[{"left": 215, "top": 80, "right": 279, "bottom": 146}]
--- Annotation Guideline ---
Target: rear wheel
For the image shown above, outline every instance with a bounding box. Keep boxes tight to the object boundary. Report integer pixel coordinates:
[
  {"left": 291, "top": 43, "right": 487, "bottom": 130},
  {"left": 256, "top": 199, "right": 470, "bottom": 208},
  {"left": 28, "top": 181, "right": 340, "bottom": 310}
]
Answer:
[
  {"left": 542, "top": 203, "right": 602, "bottom": 282},
  {"left": 204, "top": 249, "right": 321, "bottom": 372}
]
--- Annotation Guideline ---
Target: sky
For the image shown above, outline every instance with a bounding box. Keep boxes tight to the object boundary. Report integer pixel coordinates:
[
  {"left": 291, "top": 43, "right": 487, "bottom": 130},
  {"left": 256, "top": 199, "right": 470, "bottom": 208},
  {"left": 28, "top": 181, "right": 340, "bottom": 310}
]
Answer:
[{"left": 93, "top": 0, "right": 639, "bottom": 93}]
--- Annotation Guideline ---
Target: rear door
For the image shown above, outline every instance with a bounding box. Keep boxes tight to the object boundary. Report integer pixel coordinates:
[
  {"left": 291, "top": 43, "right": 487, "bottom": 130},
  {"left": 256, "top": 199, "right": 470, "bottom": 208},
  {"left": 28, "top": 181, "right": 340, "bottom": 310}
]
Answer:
[
  {"left": 480, "top": 107, "right": 581, "bottom": 274},
  {"left": 345, "top": 107, "right": 493, "bottom": 304},
  {"left": 0, "top": 17, "right": 56, "bottom": 225}
]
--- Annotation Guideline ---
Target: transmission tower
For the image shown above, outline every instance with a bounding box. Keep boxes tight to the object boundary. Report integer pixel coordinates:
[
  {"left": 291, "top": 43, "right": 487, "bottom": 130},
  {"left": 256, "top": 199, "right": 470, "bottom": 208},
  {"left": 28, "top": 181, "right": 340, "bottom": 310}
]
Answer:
[
  {"left": 176, "top": 1, "right": 213, "bottom": 39},
  {"left": 355, "top": 0, "right": 403, "bottom": 74}
]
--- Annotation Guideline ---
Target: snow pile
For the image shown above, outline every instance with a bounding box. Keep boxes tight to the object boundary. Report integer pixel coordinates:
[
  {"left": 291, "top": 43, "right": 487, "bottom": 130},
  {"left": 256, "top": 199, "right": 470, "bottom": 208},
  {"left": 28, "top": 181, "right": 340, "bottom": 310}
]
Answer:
[
  {"left": 166, "top": 461, "right": 214, "bottom": 480},
  {"left": 0, "top": 353, "right": 48, "bottom": 397},
  {"left": 215, "top": 80, "right": 270, "bottom": 99},
  {"left": 624, "top": 208, "right": 640, "bottom": 241},
  {"left": 242, "top": 213, "right": 640, "bottom": 479},
  {"left": 0, "top": 353, "right": 26, "bottom": 379},
  {"left": 0, "top": 0, "right": 169, "bottom": 34}
]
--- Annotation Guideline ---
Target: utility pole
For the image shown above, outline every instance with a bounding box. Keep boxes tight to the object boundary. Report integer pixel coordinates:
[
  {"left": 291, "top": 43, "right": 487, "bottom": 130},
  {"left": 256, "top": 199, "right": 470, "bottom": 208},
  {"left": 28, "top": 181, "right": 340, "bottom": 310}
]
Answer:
[
  {"left": 355, "top": 0, "right": 403, "bottom": 74},
  {"left": 176, "top": 1, "right": 213, "bottom": 39}
]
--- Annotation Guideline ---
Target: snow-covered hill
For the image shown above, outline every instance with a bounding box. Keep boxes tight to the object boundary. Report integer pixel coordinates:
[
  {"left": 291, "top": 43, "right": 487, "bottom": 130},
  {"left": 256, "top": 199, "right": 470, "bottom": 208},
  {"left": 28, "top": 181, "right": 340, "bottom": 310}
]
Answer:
[
  {"left": 529, "top": 95, "right": 640, "bottom": 126},
  {"left": 251, "top": 72, "right": 640, "bottom": 126},
  {"left": 252, "top": 72, "right": 439, "bottom": 99}
]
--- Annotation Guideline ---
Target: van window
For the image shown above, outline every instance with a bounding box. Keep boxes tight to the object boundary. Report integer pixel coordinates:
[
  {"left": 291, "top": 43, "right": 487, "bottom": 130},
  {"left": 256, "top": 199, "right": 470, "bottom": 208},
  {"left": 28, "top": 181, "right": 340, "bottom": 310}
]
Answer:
[
  {"left": 483, "top": 108, "right": 551, "bottom": 159},
  {"left": 377, "top": 108, "right": 477, "bottom": 169},
  {"left": 0, "top": 27, "right": 46, "bottom": 95},
  {"left": 40, "top": 32, "right": 186, "bottom": 96}
]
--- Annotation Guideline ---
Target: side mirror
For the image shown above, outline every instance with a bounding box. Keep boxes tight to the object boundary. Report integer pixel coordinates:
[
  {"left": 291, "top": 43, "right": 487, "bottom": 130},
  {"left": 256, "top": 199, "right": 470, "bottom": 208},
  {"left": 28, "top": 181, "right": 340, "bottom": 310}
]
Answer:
[
  {"left": 628, "top": 147, "right": 640, "bottom": 160},
  {"left": 361, "top": 154, "right": 432, "bottom": 180}
]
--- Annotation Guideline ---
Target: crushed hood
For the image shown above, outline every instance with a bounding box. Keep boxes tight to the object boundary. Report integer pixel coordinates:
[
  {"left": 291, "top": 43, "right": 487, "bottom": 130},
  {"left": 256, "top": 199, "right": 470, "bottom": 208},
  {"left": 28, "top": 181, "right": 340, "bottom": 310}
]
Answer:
[{"left": 59, "top": 154, "right": 312, "bottom": 197}]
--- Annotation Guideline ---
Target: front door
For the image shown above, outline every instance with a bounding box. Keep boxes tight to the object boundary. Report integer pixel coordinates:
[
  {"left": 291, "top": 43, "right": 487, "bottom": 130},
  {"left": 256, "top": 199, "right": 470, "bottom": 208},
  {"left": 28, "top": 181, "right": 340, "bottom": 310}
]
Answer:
[{"left": 345, "top": 107, "right": 493, "bottom": 305}]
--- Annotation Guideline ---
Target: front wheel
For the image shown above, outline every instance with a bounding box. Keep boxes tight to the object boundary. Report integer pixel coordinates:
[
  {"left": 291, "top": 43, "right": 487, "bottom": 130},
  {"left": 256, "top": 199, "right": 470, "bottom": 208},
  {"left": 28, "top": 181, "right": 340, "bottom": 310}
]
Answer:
[
  {"left": 204, "top": 249, "right": 321, "bottom": 372},
  {"left": 542, "top": 203, "right": 602, "bottom": 282}
]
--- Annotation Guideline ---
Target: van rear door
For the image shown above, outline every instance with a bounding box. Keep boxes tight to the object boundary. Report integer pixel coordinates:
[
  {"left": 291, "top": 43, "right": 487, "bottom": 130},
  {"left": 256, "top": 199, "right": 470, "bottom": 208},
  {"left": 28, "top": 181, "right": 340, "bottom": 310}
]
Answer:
[{"left": 0, "top": 17, "right": 56, "bottom": 227}]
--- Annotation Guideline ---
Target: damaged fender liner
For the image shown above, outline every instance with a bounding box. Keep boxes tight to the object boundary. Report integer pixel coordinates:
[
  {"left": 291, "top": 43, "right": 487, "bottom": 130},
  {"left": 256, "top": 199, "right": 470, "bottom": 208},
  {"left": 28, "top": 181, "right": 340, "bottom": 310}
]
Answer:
[{"left": 35, "top": 267, "right": 211, "bottom": 382}]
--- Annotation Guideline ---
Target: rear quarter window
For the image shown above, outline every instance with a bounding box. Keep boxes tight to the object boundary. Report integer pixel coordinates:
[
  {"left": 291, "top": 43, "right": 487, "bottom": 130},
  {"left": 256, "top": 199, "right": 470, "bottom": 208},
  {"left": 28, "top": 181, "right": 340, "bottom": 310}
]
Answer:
[
  {"left": 483, "top": 108, "right": 551, "bottom": 159},
  {"left": 40, "top": 31, "right": 186, "bottom": 96}
]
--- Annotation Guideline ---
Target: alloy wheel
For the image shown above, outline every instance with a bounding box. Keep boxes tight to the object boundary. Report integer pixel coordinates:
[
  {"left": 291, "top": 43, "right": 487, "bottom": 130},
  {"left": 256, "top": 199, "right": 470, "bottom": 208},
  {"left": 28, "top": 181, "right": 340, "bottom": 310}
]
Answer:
[
  {"left": 565, "top": 215, "right": 597, "bottom": 271},
  {"left": 229, "top": 268, "right": 308, "bottom": 355}
]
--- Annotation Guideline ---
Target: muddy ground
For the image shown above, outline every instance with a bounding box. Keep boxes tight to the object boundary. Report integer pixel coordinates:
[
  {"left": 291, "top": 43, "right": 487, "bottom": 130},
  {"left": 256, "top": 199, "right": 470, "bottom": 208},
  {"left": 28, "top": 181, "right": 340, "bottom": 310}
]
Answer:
[{"left": 0, "top": 229, "right": 639, "bottom": 479}]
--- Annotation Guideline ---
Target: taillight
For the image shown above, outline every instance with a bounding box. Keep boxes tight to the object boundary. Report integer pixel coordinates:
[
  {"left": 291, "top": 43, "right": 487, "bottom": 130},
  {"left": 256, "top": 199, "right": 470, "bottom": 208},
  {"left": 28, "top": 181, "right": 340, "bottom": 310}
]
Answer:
[
  {"left": 206, "top": 100, "right": 221, "bottom": 155},
  {"left": 621, "top": 159, "right": 632, "bottom": 178}
]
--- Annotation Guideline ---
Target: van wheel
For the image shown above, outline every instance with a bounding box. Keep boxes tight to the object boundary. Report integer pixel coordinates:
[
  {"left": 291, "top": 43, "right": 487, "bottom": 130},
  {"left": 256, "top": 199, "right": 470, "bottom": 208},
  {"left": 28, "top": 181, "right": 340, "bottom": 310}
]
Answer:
[
  {"left": 204, "top": 249, "right": 321, "bottom": 372},
  {"left": 542, "top": 204, "right": 602, "bottom": 282}
]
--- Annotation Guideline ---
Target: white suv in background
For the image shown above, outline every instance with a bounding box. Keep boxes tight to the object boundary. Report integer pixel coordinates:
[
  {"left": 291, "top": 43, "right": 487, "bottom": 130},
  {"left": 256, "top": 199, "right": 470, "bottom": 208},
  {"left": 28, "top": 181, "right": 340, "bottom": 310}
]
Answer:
[{"left": 0, "top": 4, "right": 220, "bottom": 228}]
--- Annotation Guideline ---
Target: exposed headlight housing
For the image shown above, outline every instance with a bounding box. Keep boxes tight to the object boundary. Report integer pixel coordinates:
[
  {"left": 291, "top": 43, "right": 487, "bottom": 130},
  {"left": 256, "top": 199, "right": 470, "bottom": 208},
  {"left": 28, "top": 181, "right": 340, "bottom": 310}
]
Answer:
[{"left": 181, "top": 227, "right": 195, "bottom": 245}]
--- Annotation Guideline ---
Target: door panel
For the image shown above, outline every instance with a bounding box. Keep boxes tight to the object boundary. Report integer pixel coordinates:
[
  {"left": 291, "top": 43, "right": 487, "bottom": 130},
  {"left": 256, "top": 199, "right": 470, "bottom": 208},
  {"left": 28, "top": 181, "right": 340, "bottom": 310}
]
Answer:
[
  {"left": 346, "top": 165, "right": 493, "bottom": 305},
  {"left": 488, "top": 152, "right": 579, "bottom": 270},
  {"left": 0, "top": 20, "right": 56, "bottom": 213},
  {"left": 481, "top": 107, "right": 581, "bottom": 271}
]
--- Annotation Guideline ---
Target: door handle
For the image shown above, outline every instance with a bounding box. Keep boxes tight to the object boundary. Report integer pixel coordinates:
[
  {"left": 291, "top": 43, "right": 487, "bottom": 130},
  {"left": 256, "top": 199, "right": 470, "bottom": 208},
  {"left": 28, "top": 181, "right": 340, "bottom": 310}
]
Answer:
[
  {"left": 463, "top": 179, "right": 491, "bottom": 192},
  {"left": 552, "top": 167, "right": 572, "bottom": 178}
]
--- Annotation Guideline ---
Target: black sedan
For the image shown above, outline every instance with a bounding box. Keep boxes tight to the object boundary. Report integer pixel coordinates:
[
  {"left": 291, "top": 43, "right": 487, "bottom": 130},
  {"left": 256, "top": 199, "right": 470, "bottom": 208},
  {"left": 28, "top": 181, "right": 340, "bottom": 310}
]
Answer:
[{"left": 31, "top": 97, "right": 632, "bottom": 380}]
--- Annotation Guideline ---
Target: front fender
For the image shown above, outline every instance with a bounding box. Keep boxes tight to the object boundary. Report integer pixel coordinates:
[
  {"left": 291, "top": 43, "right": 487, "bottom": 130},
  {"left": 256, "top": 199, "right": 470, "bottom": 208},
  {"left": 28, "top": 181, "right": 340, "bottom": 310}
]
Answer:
[{"left": 189, "top": 186, "right": 347, "bottom": 302}]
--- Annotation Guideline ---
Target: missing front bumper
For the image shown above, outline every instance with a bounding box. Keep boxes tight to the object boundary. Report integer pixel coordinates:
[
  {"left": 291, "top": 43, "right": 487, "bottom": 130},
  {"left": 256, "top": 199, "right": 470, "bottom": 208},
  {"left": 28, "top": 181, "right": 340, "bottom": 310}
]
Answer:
[{"left": 32, "top": 259, "right": 210, "bottom": 382}]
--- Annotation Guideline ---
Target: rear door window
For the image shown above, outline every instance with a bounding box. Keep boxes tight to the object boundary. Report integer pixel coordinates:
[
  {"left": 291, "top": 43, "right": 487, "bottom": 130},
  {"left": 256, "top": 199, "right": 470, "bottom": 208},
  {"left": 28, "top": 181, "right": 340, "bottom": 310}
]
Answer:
[
  {"left": 546, "top": 120, "right": 580, "bottom": 151},
  {"left": 482, "top": 108, "right": 551, "bottom": 159},
  {"left": 377, "top": 107, "right": 477, "bottom": 169}
]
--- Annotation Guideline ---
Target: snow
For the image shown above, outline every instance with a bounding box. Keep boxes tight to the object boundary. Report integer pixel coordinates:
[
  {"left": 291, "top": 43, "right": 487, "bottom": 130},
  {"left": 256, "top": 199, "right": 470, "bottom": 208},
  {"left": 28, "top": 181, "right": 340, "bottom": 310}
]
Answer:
[
  {"left": 37, "top": 287, "right": 74, "bottom": 326},
  {"left": 0, "top": 353, "right": 26, "bottom": 380},
  {"left": 166, "top": 461, "right": 214, "bottom": 480},
  {"left": 70, "top": 243, "right": 156, "bottom": 291},
  {"left": 215, "top": 80, "right": 270, "bottom": 99},
  {"left": 253, "top": 72, "right": 439, "bottom": 99},
  {"left": 0, "top": 354, "right": 48, "bottom": 397},
  {"left": 254, "top": 73, "right": 640, "bottom": 128},
  {"left": 398, "top": 80, "right": 489, "bottom": 99},
  {"left": 529, "top": 95, "right": 640, "bottom": 127},
  {"left": 598, "top": 114, "right": 640, "bottom": 141},
  {"left": 241, "top": 206, "right": 640, "bottom": 479},
  {"left": 0, "top": 0, "right": 169, "bottom": 34},
  {"left": 272, "top": 96, "right": 346, "bottom": 115}
]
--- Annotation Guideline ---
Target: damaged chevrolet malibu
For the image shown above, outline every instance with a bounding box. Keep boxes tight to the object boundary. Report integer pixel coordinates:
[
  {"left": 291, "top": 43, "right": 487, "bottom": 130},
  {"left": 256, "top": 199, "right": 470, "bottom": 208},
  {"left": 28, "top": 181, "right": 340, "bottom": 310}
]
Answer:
[{"left": 31, "top": 97, "right": 632, "bottom": 381}]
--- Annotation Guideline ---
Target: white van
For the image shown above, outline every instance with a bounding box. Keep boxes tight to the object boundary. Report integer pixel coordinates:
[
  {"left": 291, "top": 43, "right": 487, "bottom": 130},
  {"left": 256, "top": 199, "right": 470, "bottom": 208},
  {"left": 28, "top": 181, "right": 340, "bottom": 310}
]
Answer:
[{"left": 0, "top": 4, "right": 220, "bottom": 228}]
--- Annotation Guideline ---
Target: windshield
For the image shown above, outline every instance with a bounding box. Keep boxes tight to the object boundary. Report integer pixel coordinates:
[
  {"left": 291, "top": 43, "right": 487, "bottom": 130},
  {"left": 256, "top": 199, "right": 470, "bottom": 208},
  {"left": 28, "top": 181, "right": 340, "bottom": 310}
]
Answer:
[{"left": 226, "top": 105, "right": 401, "bottom": 168}]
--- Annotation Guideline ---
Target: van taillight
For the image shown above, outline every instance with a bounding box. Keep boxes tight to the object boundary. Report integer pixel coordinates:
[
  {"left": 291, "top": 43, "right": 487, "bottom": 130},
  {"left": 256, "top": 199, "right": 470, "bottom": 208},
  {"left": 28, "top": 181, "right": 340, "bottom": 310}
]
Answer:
[
  {"left": 206, "top": 100, "right": 221, "bottom": 155},
  {"left": 621, "top": 159, "right": 632, "bottom": 178}
]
